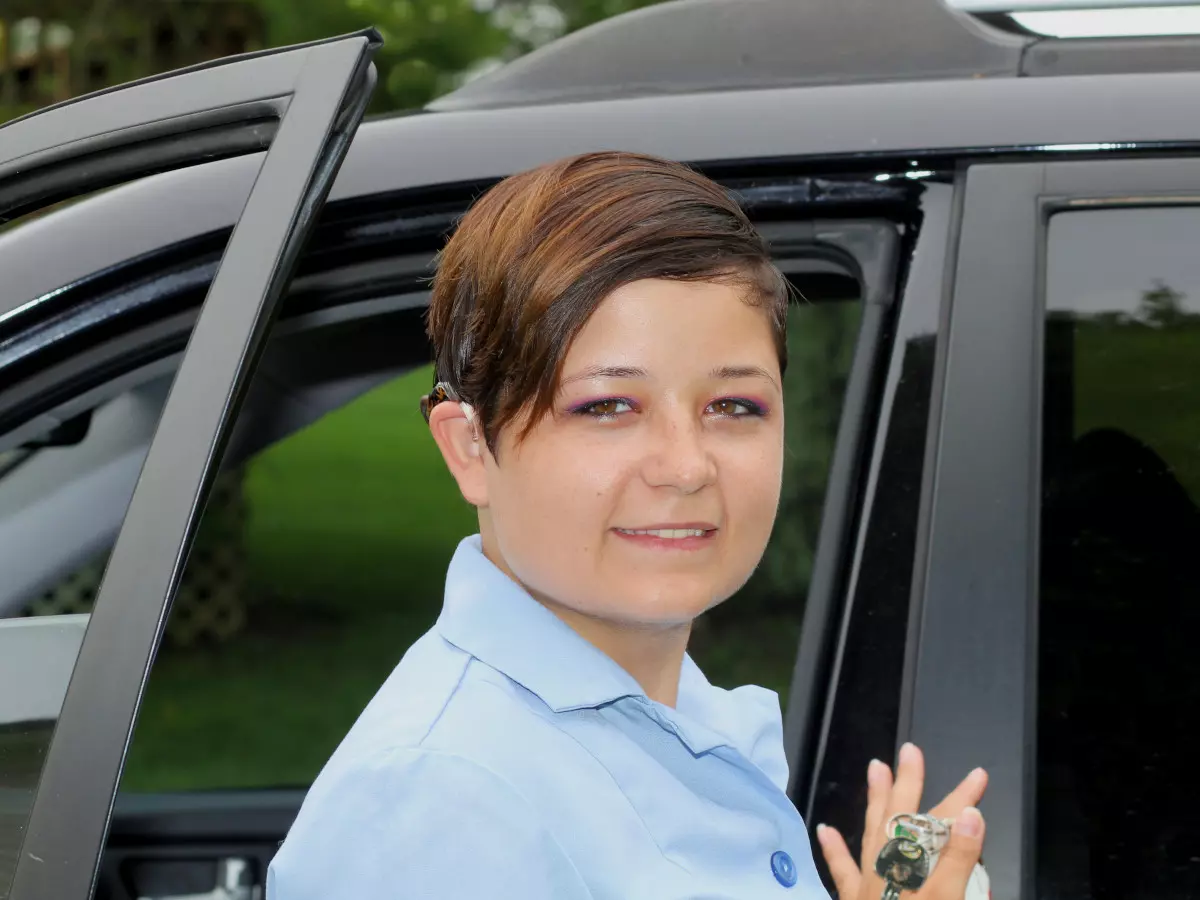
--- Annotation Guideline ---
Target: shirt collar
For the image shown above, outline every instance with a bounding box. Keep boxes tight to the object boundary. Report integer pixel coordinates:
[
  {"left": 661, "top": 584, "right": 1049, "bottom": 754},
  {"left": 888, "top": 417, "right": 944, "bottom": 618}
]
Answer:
[
  {"left": 436, "top": 535, "right": 788, "bottom": 781},
  {"left": 436, "top": 535, "right": 645, "bottom": 713}
]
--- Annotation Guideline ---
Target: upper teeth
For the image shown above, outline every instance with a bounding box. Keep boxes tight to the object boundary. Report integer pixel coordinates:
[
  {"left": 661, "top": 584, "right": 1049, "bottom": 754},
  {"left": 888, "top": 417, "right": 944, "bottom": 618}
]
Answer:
[{"left": 618, "top": 528, "right": 707, "bottom": 538}]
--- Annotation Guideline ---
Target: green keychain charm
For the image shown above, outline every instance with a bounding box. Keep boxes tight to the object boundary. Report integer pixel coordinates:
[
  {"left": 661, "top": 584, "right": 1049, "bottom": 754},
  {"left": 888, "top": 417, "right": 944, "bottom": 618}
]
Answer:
[{"left": 875, "top": 814, "right": 991, "bottom": 900}]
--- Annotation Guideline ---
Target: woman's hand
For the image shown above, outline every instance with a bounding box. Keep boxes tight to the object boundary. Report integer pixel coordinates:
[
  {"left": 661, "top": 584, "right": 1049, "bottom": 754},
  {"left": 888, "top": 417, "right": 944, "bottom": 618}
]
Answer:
[{"left": 816, "top": 744, "right": 988, "bottom": 900}]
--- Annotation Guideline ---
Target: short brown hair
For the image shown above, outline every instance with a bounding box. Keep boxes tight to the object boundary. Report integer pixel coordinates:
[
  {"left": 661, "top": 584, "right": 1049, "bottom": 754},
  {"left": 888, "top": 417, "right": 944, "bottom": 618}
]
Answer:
[{"left": 425, "top": 151, "right": 788, "bottom": 452}]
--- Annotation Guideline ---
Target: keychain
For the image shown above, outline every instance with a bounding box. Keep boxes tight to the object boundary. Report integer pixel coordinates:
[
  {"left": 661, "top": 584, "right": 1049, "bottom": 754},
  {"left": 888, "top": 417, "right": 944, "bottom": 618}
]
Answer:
[{"left": 874, "top": 813, "right": 990, "bottom": 900}]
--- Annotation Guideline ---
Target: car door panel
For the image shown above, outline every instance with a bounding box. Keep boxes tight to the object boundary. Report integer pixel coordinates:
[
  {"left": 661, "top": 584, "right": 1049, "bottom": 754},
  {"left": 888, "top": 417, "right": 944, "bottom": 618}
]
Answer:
[
  {"left": 914, "top": 155, "right": 1200, "bottom": 900},
  {"left": 806, "top": 182, "right": 957, "bottom": 880},
  {"left": 0, "top": 31, "right": 380, "bottom": 900},
  {"left": 99, "top": 792, "right": 306, "bottom": 900},
  {"left": 779, "top": 220, "right": 902, "bottom": 804}
]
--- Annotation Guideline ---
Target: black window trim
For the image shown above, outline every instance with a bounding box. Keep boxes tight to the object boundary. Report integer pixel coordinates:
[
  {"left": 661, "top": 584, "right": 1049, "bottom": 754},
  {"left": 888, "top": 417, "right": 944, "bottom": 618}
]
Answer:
[
  {"left": 911, "top": 155, "right": 1200, "bottom": 900},
  {"left": 806, "top": 180, "right": 960, "bottom": 842},
  {"left": 780, "top": 219, "right": 901, "bottom": 805},
  {"left": 5, "top": 31, "right": 381, "bottom": 900}
]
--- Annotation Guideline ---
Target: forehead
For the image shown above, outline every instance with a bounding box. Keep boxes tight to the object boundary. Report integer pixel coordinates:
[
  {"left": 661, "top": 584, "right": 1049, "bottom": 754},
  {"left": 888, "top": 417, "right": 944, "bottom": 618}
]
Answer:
[{"left": 563, "top": 278, "right": 778, "bottom": 369}]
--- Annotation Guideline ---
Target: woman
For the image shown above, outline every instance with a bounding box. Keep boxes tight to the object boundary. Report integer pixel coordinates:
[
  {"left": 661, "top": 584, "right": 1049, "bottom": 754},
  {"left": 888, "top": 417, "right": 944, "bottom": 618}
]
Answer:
[{"left": 268, "top": 152, "right": 988, "bottom": 899}]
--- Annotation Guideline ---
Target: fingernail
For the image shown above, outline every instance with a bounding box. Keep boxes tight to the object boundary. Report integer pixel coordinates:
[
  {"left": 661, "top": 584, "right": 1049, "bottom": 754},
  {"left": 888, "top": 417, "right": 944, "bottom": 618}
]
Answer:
[
  {"left": 815, "top": 824, "right": 830, "bottom": 845},
  {"left": 899, "top": 742, "right": 917, "bottom": 765},
  {"left": 956, "top": 806, "right": 983, "bottom": 838},
  {"left": 867, "top": 758, "right": 887, "bottom": 784}
]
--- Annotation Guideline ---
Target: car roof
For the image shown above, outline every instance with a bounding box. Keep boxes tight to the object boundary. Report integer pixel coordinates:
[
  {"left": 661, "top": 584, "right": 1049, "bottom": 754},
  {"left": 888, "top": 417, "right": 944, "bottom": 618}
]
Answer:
[
  {"left": 431, "top": 0, "right": 1200, "bottom": 111},
  {"left": 6, "top": 64, "right": 1200, "bottom": 323}
]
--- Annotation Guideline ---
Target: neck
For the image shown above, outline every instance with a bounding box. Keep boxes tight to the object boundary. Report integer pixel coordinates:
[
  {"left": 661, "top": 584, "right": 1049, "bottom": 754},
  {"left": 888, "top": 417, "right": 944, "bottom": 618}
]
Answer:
[
  {"left": 538, "top": 597, "right": 692, "bottom": 708},
  {"left": 479, "top": 535, "right": 691, "bottom": 707}
]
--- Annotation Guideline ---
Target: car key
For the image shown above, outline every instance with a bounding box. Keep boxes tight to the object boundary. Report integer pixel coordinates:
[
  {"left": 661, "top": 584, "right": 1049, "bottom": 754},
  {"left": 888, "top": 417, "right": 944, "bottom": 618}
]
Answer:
[
  {"left": 875, "top": 836, "right": 931, "bottom": 899},
  {"left": 875, "top": 813, "right": 991, "bottom": 900}
]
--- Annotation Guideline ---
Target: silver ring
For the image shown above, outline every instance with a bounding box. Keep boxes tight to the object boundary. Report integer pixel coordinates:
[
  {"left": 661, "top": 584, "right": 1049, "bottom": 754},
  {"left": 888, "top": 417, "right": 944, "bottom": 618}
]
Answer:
[{"left": 887, "top": 813, "right": 953, "bottom": 854}]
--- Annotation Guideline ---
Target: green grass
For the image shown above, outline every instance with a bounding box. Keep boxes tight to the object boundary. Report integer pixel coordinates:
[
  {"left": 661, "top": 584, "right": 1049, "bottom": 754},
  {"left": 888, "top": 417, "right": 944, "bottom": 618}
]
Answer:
[
  {"left": 125, "top": 366, "right": 476, "bottom": 791},
  {"left": 240, "top": 365, "right": 477, "bottom": 608},
  {"left": 1073, "top": 321, "right": 1200, "bottom": 503}
]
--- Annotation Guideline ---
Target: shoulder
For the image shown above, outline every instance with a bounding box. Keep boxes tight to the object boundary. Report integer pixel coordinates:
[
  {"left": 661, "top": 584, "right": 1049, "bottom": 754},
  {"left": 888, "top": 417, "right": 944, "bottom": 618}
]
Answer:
[
  {"left": 332, "top": 625, "right": 563, "bottom": 756},
  {"left": 269, "top": 746, "right": 592, "bottom": 900}
]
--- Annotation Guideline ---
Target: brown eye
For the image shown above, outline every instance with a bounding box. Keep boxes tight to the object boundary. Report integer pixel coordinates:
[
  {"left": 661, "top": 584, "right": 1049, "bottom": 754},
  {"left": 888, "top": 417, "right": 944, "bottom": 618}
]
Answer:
[
  {"left": 571, "top": 398, "right": 634, "bottom": 419},
  {"left": 707, "top": 398, "right": 763, "bottom": 417}
]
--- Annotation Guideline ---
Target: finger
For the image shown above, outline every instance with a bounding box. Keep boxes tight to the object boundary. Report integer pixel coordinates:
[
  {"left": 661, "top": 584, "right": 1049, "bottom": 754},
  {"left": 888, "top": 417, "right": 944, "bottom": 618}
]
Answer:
[
  {"left": 861, "top": 759, "right": 893, "bottom": 869},
  {"left": 921, "top": 807, "right": 986, "bottom": 899},
  {"left": 929, "top": 767, "right": 989, "bottom": 820},
  {"left": 816, "top": 824, "right": 861, "bottom": 900},
  {"left": 887, "top": 742, "right": 925, "bottom": 820}
]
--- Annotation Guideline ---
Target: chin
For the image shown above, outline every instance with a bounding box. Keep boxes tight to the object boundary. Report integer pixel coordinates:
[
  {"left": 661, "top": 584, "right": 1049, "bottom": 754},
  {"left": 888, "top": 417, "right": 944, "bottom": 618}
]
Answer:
[{"left": 606, "top": 583, "right": 728, "bottom": 627}]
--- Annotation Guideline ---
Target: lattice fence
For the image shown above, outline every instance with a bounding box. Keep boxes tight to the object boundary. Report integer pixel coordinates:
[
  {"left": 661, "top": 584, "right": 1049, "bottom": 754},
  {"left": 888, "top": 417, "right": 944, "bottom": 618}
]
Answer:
[{"left": 27, "top": 469, "right": 249, "bottom": 647}]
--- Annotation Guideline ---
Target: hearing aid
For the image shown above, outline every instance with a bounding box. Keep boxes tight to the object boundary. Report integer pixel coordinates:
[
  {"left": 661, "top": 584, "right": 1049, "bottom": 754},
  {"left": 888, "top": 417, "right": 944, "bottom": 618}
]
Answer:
[{"left": 461, "top": 402, "right": 481, "bottom": 452}]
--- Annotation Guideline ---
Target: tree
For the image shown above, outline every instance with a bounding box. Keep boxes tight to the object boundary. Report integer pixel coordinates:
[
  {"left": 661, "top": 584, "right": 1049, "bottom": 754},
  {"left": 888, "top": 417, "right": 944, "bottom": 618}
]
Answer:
[
  {"left": 1139, "top": 279, "right": 1188, "bottom": 329},
  {"left": 252, "top": 0, "right": 670, "bottom": 113},
  {"left": 254, "top": 0, "right": 511, "bottom": 114}
]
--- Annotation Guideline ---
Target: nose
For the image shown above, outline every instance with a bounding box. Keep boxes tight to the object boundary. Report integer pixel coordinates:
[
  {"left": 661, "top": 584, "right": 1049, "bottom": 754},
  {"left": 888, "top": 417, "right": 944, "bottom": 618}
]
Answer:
[{"left": 641, "top": 408, "right": 717, "bottom": 494}]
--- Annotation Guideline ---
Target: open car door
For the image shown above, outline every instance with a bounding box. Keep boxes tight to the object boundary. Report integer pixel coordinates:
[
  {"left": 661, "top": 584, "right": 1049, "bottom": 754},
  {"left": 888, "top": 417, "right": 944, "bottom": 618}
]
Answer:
[{"left": 0, "top": 30, "right": 380, "bottom": 900}]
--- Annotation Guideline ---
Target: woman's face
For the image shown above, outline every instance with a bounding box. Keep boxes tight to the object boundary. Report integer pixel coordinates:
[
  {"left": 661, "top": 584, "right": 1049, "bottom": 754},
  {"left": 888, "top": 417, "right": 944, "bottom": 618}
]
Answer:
[{"left": 473, "top": 277, "right": 784, "bottom": 628}]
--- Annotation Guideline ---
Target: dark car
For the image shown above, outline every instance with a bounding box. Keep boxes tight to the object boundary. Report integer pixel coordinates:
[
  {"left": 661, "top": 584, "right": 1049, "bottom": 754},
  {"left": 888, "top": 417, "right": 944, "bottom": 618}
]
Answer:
[{"left": 2, "top": 1, "right": 1198, "bottom": 898}]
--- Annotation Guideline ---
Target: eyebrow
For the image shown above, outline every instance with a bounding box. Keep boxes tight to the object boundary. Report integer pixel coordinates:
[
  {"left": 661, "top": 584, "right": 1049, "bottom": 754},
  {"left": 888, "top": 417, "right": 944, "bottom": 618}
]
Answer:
[
  {"left": 559, "top": 364, "right": 779, "bottom": 390},
  {"left": 559, "top": 365, "right": 648, "bottom": 386},
  {"left": 710, "top": 365, "right": 779, "bottom": 389}
]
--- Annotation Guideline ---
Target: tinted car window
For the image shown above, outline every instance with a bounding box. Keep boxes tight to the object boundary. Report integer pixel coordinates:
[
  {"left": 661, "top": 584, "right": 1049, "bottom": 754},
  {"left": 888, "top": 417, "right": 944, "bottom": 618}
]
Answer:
[
  {"left": 0, "top": 254, "right": 201, "bottom": 900},
  {"left": 1038, "top": 207, "right": 1200, "bottom": 900},
  {"left": 0, "top": 617, "right": 88, "bottom": 897},
  {"left": 114, "top": 242, "right": 866, "bottom": 794},
  {"left": 807, "top": 181, "right": 949, "bottom": 863}
]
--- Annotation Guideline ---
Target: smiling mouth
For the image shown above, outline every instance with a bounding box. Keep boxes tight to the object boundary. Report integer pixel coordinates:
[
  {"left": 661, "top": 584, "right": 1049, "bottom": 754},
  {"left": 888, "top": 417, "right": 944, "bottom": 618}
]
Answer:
[
  {"left": 616, "top": 528, "right": 710, "bottom": 539},
  {"left": 612, "top": 525, "right": 718, "bottom": 544}
]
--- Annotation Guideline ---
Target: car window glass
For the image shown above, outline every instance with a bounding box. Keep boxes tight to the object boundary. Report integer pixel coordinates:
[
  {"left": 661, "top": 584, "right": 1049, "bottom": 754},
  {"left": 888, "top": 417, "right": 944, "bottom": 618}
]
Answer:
[
  {"left": 1038, "top": 206, "right": 1200, "bottom": 900},
  {"left": 0, "top": 616, "right": 88, "bottom": 891},
  {"left": 807, "top": 182, "right": 949, "bottom": 861},
  {"left": 0, "top": 160, "right": 261, "bottom": 898},
  {"left": 0, "top": 275, "right": 191, "bottom": 900},
  {"left": 112, "top": 237, "right": 865, "bottom": 795}
]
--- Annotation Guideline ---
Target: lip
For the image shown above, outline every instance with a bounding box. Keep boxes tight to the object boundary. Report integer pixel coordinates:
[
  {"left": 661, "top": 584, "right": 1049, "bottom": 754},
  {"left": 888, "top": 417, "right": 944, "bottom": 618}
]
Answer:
[
  {"left": 616, "top": 522, "right": 717, "bottom": 532},
  {"left": 611, "top": 523, "right": 719, "bottom": 551}
]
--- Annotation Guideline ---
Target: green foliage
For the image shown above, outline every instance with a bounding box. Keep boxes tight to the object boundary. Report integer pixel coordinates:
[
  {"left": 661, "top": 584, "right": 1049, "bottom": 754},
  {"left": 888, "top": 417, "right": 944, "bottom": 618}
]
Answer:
[
  {"left": 249, "top": 0, "right": 670, "bottom": 113},
  {"left": 1139, "top": 279, "right": 1189, "bottom": 329},
  {"left": 550, "top": 0, "right": 666, "bottom": 32},
  {"left": 254, "top": 0, "right": 510, "bottom": 113}
]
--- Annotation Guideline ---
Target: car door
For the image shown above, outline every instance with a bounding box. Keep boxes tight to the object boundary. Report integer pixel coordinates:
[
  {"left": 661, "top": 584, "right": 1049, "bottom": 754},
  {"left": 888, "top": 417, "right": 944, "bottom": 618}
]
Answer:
[
  {"left": 0, "top": 29, "right": 380, "bottom": 900},
  {"left": 912, "top": 156, "right": 1200, "bottom": 900}
]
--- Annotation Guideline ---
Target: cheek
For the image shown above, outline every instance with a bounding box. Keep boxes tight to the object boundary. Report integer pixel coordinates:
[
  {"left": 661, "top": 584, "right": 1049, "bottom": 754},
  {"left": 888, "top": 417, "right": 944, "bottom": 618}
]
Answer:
[
  {"left": 485, "top": 442, "right": 628, "bottom": 577},
  {"left": 724, "top": 431, "right": 785, "bottom": 538}
]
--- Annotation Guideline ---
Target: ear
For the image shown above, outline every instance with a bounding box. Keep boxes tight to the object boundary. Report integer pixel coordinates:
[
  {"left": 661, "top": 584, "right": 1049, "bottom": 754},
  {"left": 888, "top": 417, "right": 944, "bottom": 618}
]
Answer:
[{"left": 428, "top": 400, "right": 489, "bottom": 507}]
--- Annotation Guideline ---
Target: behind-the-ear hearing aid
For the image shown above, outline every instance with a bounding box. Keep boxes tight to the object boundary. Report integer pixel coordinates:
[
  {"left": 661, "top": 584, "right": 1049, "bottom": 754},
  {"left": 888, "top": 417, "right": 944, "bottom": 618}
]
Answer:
[{"left": 461, "top": 402, "right": 481, "bottom": 453}]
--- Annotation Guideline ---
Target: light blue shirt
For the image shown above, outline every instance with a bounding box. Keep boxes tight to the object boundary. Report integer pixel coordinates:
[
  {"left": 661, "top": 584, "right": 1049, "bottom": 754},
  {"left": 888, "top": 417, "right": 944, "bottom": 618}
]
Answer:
[{"left": 268, "top": 535, "right": 829, "bottom": 899}]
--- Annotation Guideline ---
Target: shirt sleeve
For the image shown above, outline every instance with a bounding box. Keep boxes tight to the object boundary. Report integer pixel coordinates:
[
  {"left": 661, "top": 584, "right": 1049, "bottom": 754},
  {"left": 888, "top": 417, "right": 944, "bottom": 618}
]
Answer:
[{"left": 267, "top": 747, "right": 594, "bottom": 900}]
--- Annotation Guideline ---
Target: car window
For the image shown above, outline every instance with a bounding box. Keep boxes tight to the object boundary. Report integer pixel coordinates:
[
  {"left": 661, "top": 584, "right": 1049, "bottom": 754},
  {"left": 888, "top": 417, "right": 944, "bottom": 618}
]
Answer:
[
  {"left": 0, "top": 616, "right": 88, "bottom": 894},
  {"left": 0, "top": 312, "right": 188, "bottom": 900},
  {"left": 1038, "top": 206, "right": 1200, "bottom": 900},
  {"left": 106, "top": 241, "right": 865, "bottom": 795},
  {"left": 807, "top": 183, "right": 952, "bottom": 864}
]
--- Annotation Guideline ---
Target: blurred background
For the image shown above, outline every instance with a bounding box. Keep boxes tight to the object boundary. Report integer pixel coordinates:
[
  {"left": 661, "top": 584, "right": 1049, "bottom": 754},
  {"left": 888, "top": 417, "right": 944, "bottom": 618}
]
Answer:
[{"left": 0, "top": 0, "right": 668, "bottom": 125}]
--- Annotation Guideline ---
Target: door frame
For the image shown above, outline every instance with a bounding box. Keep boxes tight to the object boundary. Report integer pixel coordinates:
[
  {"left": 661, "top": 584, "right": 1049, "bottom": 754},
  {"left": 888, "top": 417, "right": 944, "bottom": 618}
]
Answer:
[
  {"left": 909, "top": 155, "right": 1200, "bottom": 900},
  {"left": 4, "top": 31, "right": 380, "bottom": 900}
]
